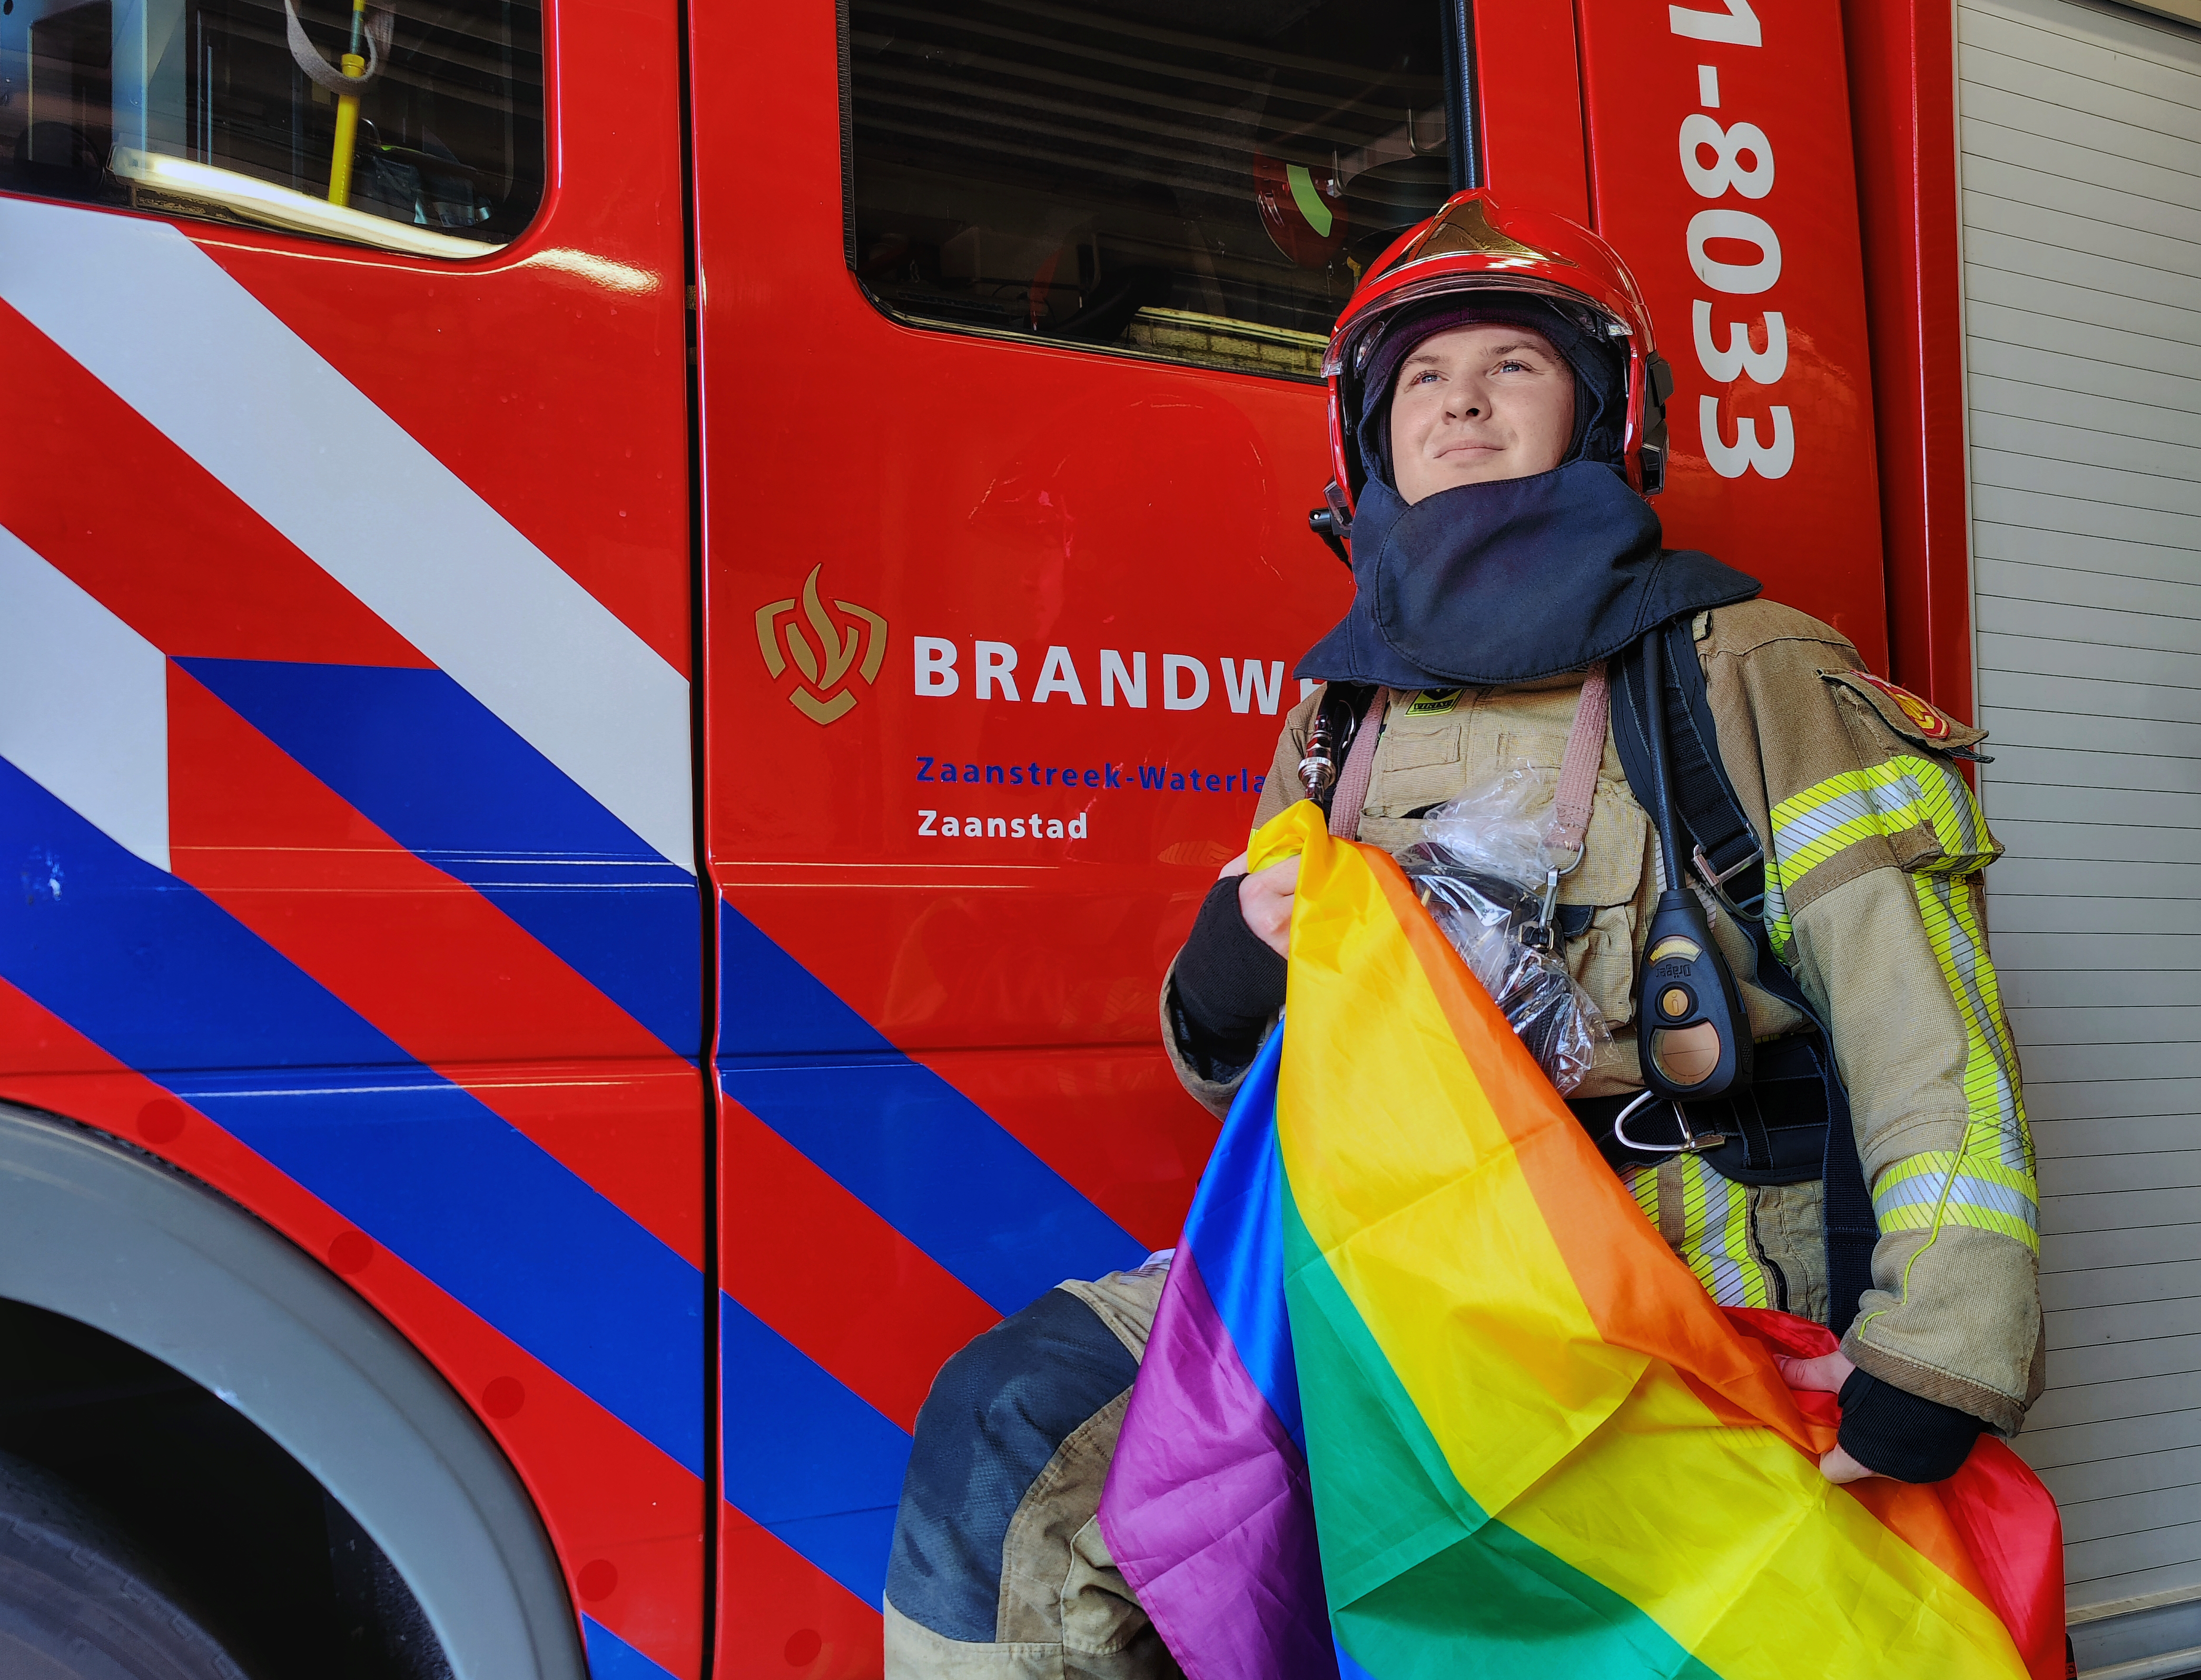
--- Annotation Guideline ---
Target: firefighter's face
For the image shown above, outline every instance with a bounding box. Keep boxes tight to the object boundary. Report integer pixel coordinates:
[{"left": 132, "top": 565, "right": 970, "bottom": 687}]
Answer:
[{"left": 1388, "top": 324, "right": 1576, "bottom": 504}]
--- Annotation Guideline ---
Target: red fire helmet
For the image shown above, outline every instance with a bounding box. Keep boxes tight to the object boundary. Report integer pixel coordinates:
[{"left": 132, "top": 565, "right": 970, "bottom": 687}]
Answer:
[{"left": 1324, "top": 189, "right": 1675, "bottom": 508}]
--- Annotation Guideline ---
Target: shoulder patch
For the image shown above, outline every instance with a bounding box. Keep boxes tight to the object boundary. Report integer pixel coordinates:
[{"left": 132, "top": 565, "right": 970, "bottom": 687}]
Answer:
[
  {"left": 1821, "top": 669, "right": 1989, "bottom": 758},
  {"left": 1404, "top": 687, "right": 1463, "bottom": 717},
  {"left": 1850, "top": 671, "right": 1950, "bottom": 738}
]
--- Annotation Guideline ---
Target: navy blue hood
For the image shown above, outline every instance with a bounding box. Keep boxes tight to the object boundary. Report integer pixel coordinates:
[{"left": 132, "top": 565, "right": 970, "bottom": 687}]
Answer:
[
  {"left": 1304, "top": 292, "right": 1759, "bottom": 690},
  {"left": 1297, "top": 464, "right": 1760, "bottom": 689}
]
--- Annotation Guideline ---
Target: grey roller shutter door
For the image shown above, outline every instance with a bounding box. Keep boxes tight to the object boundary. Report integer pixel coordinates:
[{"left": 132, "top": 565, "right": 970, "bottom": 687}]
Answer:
[{"left": 1958, "top": 0, "right": 2201, "bottom": 1669}]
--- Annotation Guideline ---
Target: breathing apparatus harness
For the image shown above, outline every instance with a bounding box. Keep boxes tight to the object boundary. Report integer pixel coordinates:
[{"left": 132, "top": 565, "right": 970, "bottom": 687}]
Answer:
[{"left": 1301, "top": 619, "right": 1878, "bottom": 1328}]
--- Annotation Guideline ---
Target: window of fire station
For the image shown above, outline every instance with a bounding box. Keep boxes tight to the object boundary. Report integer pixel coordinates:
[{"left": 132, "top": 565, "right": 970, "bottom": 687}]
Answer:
[
  {"left": 0, "top": 0, "right": 541, "bottom": 257},
  {"left": 846, "top": 0, "right": 1450, "bottom": 379}
]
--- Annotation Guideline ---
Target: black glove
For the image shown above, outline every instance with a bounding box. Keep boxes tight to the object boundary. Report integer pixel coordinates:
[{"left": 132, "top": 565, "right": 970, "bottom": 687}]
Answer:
[
  {"left": 1169, "top": 875, "right": 1288, "bottom": 1076},
  {"left": 1837, "top": 1367, "right": 1984, "bottom": 1483}
]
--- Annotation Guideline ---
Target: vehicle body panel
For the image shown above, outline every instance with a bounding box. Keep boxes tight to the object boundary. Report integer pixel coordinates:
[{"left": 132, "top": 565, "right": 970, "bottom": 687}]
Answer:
[
  {"left": 4, "top": 0, "right": 1907, "bottom": 1674},
  {"left": 0, "top": 0, "right": 707, "bottom": 1668}
]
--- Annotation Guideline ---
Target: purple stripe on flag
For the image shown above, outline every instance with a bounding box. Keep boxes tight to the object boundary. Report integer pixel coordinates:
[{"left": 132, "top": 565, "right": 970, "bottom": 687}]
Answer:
[{"left": 1099, "top": 1243, "right": 1334, "bottom": 1680}]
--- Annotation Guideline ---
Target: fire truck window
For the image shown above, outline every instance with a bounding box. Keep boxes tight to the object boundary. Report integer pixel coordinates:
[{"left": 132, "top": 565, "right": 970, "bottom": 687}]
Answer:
[
  {"left": 0, "top": 0, "right": 542, "bottom": 258},
  {"left": 847, "top": 0, "right": 1450, "bottom": 379}
]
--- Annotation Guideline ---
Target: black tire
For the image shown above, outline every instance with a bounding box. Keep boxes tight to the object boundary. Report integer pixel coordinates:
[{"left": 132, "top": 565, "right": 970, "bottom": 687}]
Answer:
[{"left": 0, "top": 1449, "right": 252, "bottom": 1679}]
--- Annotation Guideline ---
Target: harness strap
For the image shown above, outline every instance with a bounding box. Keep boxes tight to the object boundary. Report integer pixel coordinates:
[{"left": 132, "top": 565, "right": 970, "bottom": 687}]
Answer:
[
  {"left": 1545, "top": 662, "right": 1609, "bottom": 861},
  {"left": 1603, "top": 616, "right": 1879, "bottom": 1333},
  {"left": 1327, "top": 687, "right": 1390, "bottom": 841},
  {"left": 1613, "top": 619, "right": 1763, "bottom": 907}
]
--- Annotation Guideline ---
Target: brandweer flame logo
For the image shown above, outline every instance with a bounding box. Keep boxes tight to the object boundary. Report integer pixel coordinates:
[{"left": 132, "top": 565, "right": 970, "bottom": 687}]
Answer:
[{"left": 755, "top": 565, "right": 889, "bottom": 725}]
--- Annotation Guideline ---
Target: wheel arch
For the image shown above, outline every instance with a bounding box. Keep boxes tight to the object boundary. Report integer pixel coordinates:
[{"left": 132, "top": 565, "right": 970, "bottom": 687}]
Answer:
[{"left": 0, "top": 1099, "right": 588, "bottom": 1680}]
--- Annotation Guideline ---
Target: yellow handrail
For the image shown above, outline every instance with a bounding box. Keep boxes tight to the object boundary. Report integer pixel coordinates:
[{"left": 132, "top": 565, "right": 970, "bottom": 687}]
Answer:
[{"left": 326, "top": 0, "right": 368, "bottom": 205}]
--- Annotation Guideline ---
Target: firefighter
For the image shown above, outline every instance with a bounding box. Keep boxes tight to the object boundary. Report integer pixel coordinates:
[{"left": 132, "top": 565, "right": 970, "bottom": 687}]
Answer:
[{"left": 883, "top": 193, "right": 2042, "bottom": 1679}]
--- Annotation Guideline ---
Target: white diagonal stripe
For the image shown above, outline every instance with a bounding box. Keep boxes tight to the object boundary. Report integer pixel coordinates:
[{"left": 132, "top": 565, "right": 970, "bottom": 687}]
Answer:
[
  {"left": 0, "top": 197, "right": 693, "bottom": 872},
  {"left": 0, "top": 526, "right": 170, "bottom": 871}
]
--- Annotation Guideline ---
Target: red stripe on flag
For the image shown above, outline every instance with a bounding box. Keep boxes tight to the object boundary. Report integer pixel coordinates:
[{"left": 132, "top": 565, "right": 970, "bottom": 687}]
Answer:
[
  {"left": 714, "top": 1503, "right": 882, "bottom": 1680},
  {"left": 0, "top": 976, "right": 706, "bottom": 1679},
  {"left": 0, "top": 299, "right": 430, "bottom": 668},
  {"left": 164, "top": 665, "right": 704, "bottom": 1266},
  {"left": 720, "top": 1098, "right": 996, "bottom": 1431}
]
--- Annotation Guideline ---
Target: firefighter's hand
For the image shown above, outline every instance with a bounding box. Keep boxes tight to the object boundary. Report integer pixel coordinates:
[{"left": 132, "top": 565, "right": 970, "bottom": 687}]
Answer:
[
  {"left": 1814, "top": 1444, "right": 1880, "bottom": 1485},
  {"left": 1221, "top": 852, "right": 1300, "bottom": 958},
  {"left": 1775, "top": 1350, "right": 1882, "bottom": 1485}
]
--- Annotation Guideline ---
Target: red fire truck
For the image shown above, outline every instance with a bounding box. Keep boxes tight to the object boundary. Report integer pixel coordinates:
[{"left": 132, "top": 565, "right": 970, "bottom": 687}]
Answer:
[{"left": 4, "top": 0, "right": 2196, "bottom": 1673}]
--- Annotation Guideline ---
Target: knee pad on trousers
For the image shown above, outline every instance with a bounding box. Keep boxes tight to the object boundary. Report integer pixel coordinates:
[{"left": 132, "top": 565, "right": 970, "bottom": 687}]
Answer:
[{"left": 885, "top": 1287, "right": 1138, "bottom": 1642}]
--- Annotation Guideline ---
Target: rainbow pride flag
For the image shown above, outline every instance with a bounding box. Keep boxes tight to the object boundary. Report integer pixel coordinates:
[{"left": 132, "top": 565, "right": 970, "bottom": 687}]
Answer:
[{"left": 1100, "top": 801, "right": 2064, "bottom": 1680}]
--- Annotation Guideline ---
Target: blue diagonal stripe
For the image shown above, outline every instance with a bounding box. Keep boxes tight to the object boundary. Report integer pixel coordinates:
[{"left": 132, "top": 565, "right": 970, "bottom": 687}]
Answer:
[
  {"left": 179, "top": 658, "right": 702, "bottom": 1059},
  {"left": 716, "top": 903, "right": 1144, "bottom": 1315},
  {"left": 720, "top": 1292, "right": 909, "bottom": 1607},
  {"left": 2, "top": 756, "right": 703, "bottom": 1475},
  {"left": 581, "top": 1615, "right": 679, "bottom": 1680}
]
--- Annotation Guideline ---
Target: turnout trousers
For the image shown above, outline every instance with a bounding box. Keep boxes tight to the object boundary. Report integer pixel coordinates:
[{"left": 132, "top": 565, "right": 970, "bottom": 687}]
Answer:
[{"left": 882, "top": 1262, "right": 1177, "bottom": 1680}]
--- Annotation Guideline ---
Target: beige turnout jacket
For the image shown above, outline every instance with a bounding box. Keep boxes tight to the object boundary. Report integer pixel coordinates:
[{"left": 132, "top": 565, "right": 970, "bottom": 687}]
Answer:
[{"left": 1162, "top": 599, "right": 2044, "bottom": 1435}]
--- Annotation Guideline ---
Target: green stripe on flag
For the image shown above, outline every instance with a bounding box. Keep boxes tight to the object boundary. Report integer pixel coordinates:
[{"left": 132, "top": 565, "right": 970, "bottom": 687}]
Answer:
[{"left": 1281, "top": 1188, "right": 1724, "bottom": 1680}]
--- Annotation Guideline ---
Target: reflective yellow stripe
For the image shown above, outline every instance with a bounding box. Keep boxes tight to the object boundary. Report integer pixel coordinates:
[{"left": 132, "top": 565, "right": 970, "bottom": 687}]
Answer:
[
  {"left": 1623, "top": 1157, "right": 1772, "bottom": 1310},
  {"left": 1758, "top": 752, "right": 2036, "bottom": 1346},
  {"left": 1764, "top": 755, "right": 1999, "bottom": 960},
  {"left": 1869, "top": 873, "right": 2038, "bottom": 1257},
  {"left": 1874, "top": 1153, "right": 2037, "bottom": 1247},
  {"left": 1854, "top": 868, "right": 2039, "bottom": 1338},
  {"left": 1627, "top": 1160, "right": 1660, "bottom": 1224}
]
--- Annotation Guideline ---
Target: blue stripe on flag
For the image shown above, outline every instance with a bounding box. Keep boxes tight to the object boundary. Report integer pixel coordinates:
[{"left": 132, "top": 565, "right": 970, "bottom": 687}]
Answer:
[
  {"left": 1183, "top": 1029, "right": 1304, "bottom": 1450},
  {"left": 720, "top": 1292, "right": 908, "bottom": 1607},
  {"left": 178, "top": 658, "right": 701, "bottom": 1058},
  {"left": 581, "top": 1615, "right": 679, "bottom": 1680},
  {"left": 1, "top": 756, "right": 704, "bottom": 1475},
  {"left": 716, "top": 903, "right": 1144, "bottom": 1316}
]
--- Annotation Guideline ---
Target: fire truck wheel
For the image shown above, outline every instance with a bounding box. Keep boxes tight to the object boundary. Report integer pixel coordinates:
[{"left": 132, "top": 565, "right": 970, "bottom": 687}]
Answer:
[{"left": 0, "top": 1448, "right": 252, "bottom": 1679}]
